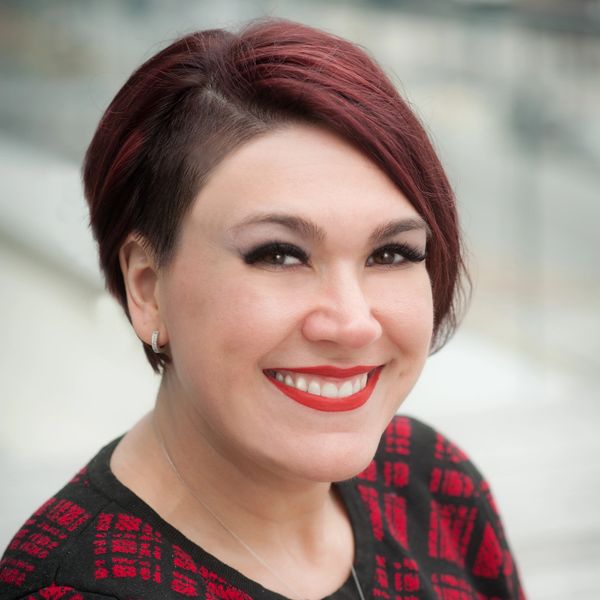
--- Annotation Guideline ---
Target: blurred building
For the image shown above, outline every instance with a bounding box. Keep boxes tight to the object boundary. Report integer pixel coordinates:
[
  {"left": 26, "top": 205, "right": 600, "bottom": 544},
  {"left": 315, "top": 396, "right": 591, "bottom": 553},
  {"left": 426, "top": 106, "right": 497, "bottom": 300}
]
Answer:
[{"left": 1, "top": 2, "right": 599, "bottom": 598}]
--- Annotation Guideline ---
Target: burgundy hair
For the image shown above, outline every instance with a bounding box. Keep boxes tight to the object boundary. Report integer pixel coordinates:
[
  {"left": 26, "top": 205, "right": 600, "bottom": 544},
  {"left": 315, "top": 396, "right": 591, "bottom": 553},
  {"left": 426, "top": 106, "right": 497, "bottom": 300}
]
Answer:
[{"left": 83, "top": 18, "right": 469, "bottom": 372}]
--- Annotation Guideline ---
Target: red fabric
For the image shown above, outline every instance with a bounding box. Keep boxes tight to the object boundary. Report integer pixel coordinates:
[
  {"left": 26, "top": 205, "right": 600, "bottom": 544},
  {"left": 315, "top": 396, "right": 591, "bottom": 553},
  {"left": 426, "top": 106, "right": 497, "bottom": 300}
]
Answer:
[{"left": 0, "top": 417, "right": 526, "bottom": 599}]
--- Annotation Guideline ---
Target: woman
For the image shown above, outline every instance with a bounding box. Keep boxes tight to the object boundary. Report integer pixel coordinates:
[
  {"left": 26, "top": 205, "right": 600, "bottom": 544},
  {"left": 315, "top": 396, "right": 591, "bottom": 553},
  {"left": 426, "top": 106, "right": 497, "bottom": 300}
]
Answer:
[{"left": 0, "top": 18, "right": 524, "bottom": 600}]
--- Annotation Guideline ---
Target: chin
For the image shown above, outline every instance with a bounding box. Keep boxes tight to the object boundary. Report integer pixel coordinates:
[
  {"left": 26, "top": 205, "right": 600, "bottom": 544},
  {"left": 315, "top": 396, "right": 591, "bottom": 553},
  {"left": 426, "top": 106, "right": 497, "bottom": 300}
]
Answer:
[{"left": 268, "top": 428, "right": 384, "bottom": 484}]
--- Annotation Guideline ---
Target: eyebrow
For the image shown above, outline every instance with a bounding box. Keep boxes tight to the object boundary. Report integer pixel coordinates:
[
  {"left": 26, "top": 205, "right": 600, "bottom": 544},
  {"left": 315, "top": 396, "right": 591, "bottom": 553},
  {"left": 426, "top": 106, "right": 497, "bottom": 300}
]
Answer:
[
  {"left": 228, "top": 212, "right": 431, "bottom": 244},
  {"left": 368, "top": 217, "right": 431, "bottom": 245},
  {"left": 229, "top": 213, "right": 326, "bottom": 242}
]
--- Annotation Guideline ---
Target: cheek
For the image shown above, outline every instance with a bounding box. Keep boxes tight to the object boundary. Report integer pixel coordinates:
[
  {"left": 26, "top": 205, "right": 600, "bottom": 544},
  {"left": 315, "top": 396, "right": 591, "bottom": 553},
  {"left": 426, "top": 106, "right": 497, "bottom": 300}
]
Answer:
[
  {"left": 373, "top": 272, "right": 434, "bottom": 353},
  {"left": 165, "top": 267, "right": 299, "bottom": 364},
  {"left": 165, "top": 259, "right": 434, "bottom": 371},
  {"left": 218, "top": 283, "right": 295, "bottom": 356}
]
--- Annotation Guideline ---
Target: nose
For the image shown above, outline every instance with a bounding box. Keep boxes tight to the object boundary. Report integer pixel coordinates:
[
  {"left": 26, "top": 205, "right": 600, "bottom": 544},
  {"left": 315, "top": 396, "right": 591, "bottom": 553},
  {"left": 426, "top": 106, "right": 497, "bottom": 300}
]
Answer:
[{"left": 301, "top": 270, "right": 382, "bottom": 349}]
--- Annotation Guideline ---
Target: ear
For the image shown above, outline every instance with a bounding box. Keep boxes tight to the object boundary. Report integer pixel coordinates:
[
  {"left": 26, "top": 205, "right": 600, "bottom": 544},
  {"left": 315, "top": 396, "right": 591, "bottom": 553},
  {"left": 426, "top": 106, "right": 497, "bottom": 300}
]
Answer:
[{"left": 119, "top": 234, "right": 167, "bottom": 349}]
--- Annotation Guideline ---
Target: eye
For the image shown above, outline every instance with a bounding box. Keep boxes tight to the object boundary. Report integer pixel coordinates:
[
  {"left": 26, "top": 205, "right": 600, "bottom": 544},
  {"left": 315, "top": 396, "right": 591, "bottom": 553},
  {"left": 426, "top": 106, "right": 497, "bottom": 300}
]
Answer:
[
  {"left": 366, "top": 243, "right": 426, "bottom": 267},
  {"left": 243, "top": 242, "right": 309, "bottom": 268}
]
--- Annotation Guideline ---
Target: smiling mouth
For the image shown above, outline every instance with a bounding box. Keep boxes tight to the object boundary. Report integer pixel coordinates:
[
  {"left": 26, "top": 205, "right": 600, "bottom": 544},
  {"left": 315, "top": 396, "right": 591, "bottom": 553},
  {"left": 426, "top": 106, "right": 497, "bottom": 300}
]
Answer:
[{"left": 263, "top": 366, "right": 383, "bottom": 412}]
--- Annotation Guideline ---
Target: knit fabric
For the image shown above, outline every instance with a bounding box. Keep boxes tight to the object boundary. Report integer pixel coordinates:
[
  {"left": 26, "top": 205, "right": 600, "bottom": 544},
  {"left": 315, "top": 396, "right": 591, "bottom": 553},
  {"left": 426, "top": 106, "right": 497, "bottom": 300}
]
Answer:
[{"left": 0, "top": 416, "right": 525, "bottom": 599}]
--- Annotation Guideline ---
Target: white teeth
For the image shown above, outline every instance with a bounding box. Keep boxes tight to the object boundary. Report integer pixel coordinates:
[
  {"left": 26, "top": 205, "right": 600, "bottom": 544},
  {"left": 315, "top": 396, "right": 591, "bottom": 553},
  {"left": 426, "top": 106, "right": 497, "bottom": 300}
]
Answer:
[
  {"left": 308, "top": 380, "right": 321, "bottom": 395},
  {"left": 339, "top": 380, "right": 354, "bottom": 397},
  {"left": 296, "top": 376, "right": 308, "bottom": 392},
  {"left": 270, "top": 369, "right": 374, "bottom": 398},
  {"left": 321, "top": 383, "right": 338, "bottom": 398}
]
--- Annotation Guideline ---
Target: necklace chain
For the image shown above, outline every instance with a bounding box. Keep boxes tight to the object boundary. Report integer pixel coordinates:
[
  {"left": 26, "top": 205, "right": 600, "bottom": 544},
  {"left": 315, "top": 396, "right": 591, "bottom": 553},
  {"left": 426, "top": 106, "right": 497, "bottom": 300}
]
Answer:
[{"left": 152, "top": 417, "right": 366, "bottom": 600}]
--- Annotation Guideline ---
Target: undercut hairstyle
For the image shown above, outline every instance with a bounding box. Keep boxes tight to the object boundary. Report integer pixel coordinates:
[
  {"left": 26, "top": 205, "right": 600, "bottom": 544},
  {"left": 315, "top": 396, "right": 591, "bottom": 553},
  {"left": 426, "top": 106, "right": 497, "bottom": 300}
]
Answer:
[{"left": 83, "top": 18, "right": 469, "bottom": 372}]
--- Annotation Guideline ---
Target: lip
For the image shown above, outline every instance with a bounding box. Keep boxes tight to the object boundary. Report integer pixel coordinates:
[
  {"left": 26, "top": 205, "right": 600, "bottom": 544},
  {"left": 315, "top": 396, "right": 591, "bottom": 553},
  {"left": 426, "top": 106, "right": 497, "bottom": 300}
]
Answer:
[
  {"left": 266, "top": 365, "right": 378, "bottom": 378},
  {"left": 264, "top": 365, "right": 384, "bottom": 412}
]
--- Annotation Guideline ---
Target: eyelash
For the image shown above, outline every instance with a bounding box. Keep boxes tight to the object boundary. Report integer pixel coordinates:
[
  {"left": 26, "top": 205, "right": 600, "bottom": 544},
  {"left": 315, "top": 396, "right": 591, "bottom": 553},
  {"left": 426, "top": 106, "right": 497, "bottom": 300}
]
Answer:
[
  {"left": 242, "top": 241, "right": 426, "bottom": 269},
  {"left": 366, "top": 243, "right": 427, "bottom": 266},
  {"left": 243, "top": 242, "right": 309, "bottom": 267}
]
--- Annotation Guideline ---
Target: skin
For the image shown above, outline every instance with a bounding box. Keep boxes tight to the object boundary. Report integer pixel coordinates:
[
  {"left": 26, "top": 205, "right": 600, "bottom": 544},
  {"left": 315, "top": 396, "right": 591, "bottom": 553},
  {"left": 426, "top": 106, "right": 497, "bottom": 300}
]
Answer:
[{"left": 112, "top": 123, "right": 434, "bottom": 599}]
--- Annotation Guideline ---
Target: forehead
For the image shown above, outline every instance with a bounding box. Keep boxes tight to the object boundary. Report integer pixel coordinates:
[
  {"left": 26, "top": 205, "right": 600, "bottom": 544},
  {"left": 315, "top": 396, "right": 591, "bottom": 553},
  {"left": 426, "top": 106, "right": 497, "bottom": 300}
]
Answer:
[{"left": 188, "top": 123, "right": 421, "bottom": 234}]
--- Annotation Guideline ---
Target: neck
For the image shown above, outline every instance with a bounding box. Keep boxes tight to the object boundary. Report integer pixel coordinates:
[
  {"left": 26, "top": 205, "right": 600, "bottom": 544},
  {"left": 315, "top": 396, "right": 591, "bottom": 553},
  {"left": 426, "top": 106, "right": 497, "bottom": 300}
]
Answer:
[
  {"left": 111, "top": 378, "right": 357, "bottom": 599},
  {"left": 153, "top": 381, "right": 335, "bottom": 544}
]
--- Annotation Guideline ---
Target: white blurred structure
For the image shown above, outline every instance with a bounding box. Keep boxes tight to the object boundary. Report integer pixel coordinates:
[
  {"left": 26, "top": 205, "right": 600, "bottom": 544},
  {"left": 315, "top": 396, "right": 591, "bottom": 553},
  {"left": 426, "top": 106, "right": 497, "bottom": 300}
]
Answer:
[{"left": 1, "top": 1, "right": 599, "bottom": 598}]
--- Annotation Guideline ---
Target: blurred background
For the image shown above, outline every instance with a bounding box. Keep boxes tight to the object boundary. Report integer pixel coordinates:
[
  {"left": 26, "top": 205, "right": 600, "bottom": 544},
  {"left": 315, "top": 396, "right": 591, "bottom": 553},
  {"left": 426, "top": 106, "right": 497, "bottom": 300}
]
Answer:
[{"left": 1, "top": 0, "right": 599, "bottom": 597}]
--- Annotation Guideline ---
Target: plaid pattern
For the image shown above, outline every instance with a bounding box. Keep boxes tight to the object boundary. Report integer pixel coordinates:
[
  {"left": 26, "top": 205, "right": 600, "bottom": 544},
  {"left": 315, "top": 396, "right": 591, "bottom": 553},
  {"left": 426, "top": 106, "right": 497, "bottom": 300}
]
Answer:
[{"left": 0, "top": 417, "right": 525, "bottom": 599}]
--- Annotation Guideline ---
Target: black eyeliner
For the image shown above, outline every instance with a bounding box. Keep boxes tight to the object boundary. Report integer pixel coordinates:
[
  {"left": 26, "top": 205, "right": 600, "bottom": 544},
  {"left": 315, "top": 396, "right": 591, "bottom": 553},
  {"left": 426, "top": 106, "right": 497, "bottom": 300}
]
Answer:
[
  {"left": 385, "top": 242, "right": 427, "bottom": 262},
  {"left": 242, "top": 241, "right": 309, "bottom": 265},
  {"left": 370, "top": 243, "right": 427, "bottom": 265}
]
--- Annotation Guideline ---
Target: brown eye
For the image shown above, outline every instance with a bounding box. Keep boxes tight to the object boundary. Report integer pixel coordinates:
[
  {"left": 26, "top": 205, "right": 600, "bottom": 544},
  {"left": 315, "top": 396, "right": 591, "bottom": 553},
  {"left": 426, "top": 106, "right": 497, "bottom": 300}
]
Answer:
[
  {"left": 371, "top": 249, "right": 402, "bottom": 265},
  {"left": 263, "top": 251, "right": 301, "bottom": 266},
  {"left": 243, "top": 242, "right": 309, "bottom": 268},
  {"left": 366, "top": 243, "right": 426, "bottom": 267}
]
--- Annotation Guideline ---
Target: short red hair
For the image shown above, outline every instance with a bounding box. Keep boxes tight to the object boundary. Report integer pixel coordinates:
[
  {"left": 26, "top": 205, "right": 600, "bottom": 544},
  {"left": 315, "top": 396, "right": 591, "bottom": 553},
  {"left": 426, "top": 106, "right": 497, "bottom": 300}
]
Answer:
[{"left": 83, "top": 18, "right": 468, "bottom": 372}]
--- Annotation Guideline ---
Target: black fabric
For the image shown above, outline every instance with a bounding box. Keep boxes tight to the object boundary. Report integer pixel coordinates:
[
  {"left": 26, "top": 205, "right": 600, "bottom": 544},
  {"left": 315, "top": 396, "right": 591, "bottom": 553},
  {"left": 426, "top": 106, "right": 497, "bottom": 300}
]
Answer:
[{"left": 0, "top": 416, "right": 525, "bottom": 599}]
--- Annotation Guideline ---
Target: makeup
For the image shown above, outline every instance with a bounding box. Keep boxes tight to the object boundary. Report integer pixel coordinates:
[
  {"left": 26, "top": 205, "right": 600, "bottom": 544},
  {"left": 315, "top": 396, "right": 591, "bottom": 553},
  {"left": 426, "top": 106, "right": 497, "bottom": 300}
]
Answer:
[{"left": 265, "top": 366, "right": 383, "bottom": 412}]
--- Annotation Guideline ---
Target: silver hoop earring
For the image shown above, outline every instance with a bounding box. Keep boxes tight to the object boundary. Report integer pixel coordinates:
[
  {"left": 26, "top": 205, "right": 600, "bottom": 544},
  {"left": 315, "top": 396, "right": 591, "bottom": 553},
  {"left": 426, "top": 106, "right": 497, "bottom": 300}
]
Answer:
[{"left": 151, "top": 330, "right": 163, "bottom": 354}]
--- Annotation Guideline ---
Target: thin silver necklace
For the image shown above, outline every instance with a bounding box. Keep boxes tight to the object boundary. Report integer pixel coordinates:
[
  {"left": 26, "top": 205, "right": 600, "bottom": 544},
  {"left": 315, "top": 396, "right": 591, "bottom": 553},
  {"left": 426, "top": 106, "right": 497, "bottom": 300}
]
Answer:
[{"left": 153, "top": 418, "right": 366, "bottom": 600}]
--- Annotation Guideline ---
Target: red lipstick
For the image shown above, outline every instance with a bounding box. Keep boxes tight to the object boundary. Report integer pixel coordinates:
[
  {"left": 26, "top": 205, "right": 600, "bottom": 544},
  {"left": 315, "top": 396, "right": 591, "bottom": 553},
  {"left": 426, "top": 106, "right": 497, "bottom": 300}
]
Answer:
[
  {"left": 265, "top": 366, "right": 383, "bottom": 412},
  {"left": 277, "top": 365, "right": 377, "bottom": 378}
]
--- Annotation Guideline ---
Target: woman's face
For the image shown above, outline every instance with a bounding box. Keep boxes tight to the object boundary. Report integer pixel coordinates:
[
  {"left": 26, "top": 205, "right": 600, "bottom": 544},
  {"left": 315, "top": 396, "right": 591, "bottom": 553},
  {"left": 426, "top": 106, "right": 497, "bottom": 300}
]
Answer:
[{"left": 158, "top": 123, "right": 433, "bottom": 482}]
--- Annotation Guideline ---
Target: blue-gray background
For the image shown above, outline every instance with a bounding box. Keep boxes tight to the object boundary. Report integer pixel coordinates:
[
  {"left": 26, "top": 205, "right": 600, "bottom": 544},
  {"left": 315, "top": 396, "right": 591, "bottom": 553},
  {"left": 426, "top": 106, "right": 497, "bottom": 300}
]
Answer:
[{"left": 1, "top": 1, "right": 599, "bottom": 597}]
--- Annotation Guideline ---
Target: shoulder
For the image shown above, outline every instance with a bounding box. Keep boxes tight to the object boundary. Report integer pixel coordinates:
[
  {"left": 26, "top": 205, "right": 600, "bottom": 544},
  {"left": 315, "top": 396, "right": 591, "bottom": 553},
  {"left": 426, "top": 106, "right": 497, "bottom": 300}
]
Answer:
[
  {"left": 354, "top": 414, "right": 525, "bottom": 599},
  {"left": 372, "top": 414, "right": 494, "bottom": 496},
  {"left": 0, "top": 584, "right": 117, "bottom": 599},
  {"left": 371, "top": 414, "right": 508, "bottom": 533},
  {"left": 0, "top": 443, "right": 121, "bottom": 600},
  {"left": 0, "top": 440, "right": 254, "bottom": 600}
]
